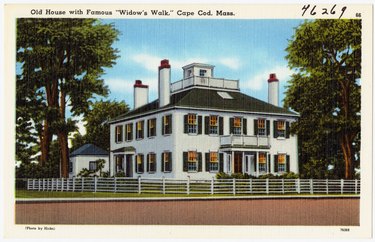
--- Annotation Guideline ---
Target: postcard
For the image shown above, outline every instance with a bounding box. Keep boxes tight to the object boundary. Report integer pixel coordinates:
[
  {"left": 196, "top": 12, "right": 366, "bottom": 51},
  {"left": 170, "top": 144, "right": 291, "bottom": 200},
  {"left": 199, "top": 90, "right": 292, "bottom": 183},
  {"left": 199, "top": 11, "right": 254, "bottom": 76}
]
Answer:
[{"left": 3, "top": 3, "right": 373, "bottom": 240}]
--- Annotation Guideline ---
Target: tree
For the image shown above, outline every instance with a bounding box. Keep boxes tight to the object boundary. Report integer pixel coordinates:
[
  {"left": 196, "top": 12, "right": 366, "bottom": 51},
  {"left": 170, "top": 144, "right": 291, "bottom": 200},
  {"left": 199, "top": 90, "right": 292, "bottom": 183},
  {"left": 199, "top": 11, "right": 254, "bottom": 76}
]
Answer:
[
  {"left": 284, "top": 19, "right": 361, "bottom": 179},
  {"left": 17, "top": 19, "right": 119, "bottom": 177},
  {"left": 71, "top": 100, "right": 129, "bottom": 151}
]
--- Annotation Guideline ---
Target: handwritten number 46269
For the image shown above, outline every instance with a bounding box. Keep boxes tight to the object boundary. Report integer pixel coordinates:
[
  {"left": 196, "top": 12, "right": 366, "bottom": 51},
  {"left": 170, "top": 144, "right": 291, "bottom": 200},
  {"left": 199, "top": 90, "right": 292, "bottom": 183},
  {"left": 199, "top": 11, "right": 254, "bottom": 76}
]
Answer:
[{"left": 302, "top": 4, "right": 347, "bottom": 19}]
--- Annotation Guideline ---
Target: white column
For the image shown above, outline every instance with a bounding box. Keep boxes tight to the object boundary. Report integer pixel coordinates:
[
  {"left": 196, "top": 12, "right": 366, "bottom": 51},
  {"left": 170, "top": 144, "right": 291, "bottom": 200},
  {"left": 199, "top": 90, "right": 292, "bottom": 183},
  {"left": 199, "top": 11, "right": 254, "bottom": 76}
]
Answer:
[
  {"left": 231, "top": 151, "right": 234, "bottom": 173},
  {"left": 242, "top": 152, "right": 245, "bottom": 174}
]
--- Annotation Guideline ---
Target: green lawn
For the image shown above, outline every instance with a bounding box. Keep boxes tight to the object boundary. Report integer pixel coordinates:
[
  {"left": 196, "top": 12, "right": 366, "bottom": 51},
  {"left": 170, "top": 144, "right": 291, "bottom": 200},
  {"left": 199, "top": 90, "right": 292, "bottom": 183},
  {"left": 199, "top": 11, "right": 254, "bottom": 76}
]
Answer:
[{"left": 15, "top": 189, "right": 358, "bottom": 199}]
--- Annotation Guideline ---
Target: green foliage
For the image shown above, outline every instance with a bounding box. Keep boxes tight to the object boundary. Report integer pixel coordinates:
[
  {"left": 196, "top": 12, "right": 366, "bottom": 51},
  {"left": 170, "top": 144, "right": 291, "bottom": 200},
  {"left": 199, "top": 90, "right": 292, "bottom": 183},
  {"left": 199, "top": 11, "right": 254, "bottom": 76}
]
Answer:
[
  {"left": 71, "top": 100, "right": 129, "bottom": 151},
  {"left": 216, "top": 172, "right": 299, "bottom": 179},
  {"left": 114, "top": 171, "right": 126, "bottom": 177},
  {"left": 77, "top": 158, "right": 106, "bottom": 177},
  {"left": 16, "top": 18, "right": 120, "bottom": 177},
  {"left": 284, "top": 19, "right": 361, "bottom": 179}
]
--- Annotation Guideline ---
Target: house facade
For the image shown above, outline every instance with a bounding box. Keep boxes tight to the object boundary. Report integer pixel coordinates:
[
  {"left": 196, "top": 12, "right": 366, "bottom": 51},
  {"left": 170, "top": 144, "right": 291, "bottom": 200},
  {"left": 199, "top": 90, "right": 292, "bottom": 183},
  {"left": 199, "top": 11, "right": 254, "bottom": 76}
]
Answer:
[
  {"left": 109, "top": 60, "right": 299, "bottom": 179},
  {"left": 69, "top": 144, "right": 109, "bottom": 177}
]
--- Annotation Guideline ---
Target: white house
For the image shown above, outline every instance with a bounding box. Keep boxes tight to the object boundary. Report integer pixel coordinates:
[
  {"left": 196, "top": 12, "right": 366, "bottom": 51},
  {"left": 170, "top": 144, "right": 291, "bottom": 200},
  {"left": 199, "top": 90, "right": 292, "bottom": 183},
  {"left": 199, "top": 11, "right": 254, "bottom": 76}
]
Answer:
[
  {"left": 108, "top": 60, "right": 299, "bottom": 179},
  {"left": 69, "top": 143, "right": 109, "bottom": 177}
]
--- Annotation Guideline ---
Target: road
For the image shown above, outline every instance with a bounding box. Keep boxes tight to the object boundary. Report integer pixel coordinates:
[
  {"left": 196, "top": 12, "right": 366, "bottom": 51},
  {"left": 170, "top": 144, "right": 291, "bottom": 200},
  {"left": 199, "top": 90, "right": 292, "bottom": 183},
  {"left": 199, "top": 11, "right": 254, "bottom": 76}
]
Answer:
[{"left": 16, "top": 197, "right": 359, "bottom": 225}]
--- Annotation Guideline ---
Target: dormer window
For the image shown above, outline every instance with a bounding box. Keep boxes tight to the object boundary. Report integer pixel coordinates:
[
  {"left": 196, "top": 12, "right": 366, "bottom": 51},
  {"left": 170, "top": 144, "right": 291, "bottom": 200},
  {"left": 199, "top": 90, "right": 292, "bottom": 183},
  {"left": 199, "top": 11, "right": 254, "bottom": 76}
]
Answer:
[{"left": 199, "top": 69, "right": 207, "bottom": 77}]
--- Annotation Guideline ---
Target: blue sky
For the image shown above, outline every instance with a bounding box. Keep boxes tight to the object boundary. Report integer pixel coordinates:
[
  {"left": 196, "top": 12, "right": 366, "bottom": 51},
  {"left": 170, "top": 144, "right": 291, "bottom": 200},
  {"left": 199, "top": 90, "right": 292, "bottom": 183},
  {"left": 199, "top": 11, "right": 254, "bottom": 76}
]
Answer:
[{"left": 101, "top": 19, "right": 304, "bottom": 108}]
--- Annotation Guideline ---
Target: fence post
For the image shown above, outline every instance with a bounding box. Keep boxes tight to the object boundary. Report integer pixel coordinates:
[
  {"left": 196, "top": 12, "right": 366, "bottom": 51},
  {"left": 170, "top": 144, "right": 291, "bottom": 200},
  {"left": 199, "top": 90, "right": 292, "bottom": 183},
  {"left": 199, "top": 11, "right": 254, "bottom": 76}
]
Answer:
[
  {"left": 72, "top": 177, "right": 75, "bottom": 192},
  {"left": 81, "top": 177, "right": 84, "bottom": 192},
  {"left": 326, "top": 179, "right": 329, "bottom": 194},
  {"left": 249, "top": 179, "right": 252, "bottom": 193},
  {"left": 138, "top": 177, "right": 142, "bottom": 194},
  {"left": 38, "top": 179, "right": 41, "bottom": 191},
  {"left": 94, "top": 177, "right": 97, "bottom": 193},
  {"left": 211, "top": 177, "right": 214, "bottom": 195},
  {"left": 42, "top": 179, "right": 45, "bottom": 191},
  {"left": 340, "top": 179, "right": 344, "bottom": 194},
  {"left": 162, "top": 177, "right": 165, "bottom": 195},
  {"left": 187, "top": 176, "right": 190, "bottom": 195},
  {"left": 233, "top": 178, "right": 236, "bottom": 195},
  {"left": 61, "top": 178, "right": 64, "bottom": 192},
  {"left": 281, "top": 179, "right": 284, "bottom": 194},
  {"left": 114, "top": 177, "right": 117, "bottom": 193},
  {"left": 32, "top": 179, "right": 35, "bottom": 190},
  {"left": 355, "top": 179, "right": 358, "bottom": 194},
  {"left": 296, "top": 179, "right": 300, "bottom": 194},
  {"left": 266, "top": 179, "right": 269, "bottom": 194},
  {"left": 309, "top": 179, "right": 313, "bottom": 194}
]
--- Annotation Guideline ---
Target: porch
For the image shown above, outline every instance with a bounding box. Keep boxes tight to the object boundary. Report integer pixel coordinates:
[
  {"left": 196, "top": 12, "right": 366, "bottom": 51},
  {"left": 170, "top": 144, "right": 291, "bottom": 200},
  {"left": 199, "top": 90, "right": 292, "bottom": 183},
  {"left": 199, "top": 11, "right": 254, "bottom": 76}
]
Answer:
[{"left": 222, "top": 151, "right": 271, "bottom": 177}]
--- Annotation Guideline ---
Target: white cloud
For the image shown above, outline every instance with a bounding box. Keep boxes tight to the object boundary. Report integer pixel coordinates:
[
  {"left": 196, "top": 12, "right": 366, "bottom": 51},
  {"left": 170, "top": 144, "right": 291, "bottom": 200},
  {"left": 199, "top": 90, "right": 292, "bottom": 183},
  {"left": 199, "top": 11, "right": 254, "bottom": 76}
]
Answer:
[
  {"left": 218, "top": 57, "right": 241, "bottom": 70},
  {"left": 131, "top": 54, "right": 162, "bottom": 73},
  {"left": 242, "top": 65, "right": 295, "bottom": 91}
]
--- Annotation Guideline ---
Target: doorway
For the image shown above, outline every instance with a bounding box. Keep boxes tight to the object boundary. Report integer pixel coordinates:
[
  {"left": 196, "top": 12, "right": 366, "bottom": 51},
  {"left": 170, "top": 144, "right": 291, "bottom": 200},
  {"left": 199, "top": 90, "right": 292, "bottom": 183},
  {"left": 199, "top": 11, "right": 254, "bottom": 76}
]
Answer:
[
  {"left": 234, "top": 152, "right": 243, "bottom": 173},
  {"left": 125, "top": 154, "right": 133, "bottom": 177}
]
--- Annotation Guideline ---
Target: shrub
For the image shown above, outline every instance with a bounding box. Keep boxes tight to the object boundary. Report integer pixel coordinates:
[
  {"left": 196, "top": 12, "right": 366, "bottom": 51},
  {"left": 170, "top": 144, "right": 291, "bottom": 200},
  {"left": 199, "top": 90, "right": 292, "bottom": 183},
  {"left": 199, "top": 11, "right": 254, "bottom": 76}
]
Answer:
[{"left": 115, "top": 171, "right": 126, "bottom": 177}]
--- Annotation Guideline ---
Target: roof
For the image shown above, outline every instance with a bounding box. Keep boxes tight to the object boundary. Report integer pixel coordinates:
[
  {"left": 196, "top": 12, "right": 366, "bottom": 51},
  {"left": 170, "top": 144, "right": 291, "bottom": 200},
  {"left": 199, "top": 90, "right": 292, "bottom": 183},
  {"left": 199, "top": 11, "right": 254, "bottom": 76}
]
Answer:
[
  {"left": 70, "top": 144, "right": 109, "bottom": 157},
  {"left": 110, "top": 88, "right": 298, "bottom": 123}
]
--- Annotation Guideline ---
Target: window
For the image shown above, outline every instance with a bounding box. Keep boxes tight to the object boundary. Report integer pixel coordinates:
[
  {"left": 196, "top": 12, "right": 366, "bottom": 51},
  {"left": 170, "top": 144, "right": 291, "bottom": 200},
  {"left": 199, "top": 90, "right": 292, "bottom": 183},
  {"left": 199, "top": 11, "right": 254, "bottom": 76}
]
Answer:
[
  {"left": 188, "top": 151, "right": 198, "bottom": 172},
  {"left": 258, "top": 153, "right": 266, "bottom": 172},
  {"left": 233, "top": 117, "right": 242, "bottom": 135},
  {"left": 162, "top": 152, "right": 172, "bottom": 172},
  {"left": 115, "top": 155, "right": 124, "bottom": 172},
  {"left": 125, "top": 123, "right": 133, "bottom": 141},
  {"left": 209, "top": 115, "right": 218, "bottom": 134},
  {"left": 209, "top": 152, "right": 219, "bottom": 172},
  {"left": 148, "top": 118, "right": 156, "bottom": 137},
  {"left": 135, "top": 154, "right": 144, "bottom": 173},
  {"left": 199, "top": 69, "right": 207, "bottom": 77},
  {"left": 115, "top": 125, "right": 123, "bottom": 143},
  {"left": 148, "top": 153, "right": 156, "bottom": 173},
  {"left": 188, "top": 114, "right": 197, "bottom": 134},
  {"left": 69, "top": 162, "right": 73, "bottom": 173},
  {"left": 277, "top": 120, "right": 286, "bottom": 138},
  {"left": 136, "top": 120, "right": 144, "bottom": 139},
  {"left": 278, "top": 154, "right": 286, "bottom": 172},
  {"left": 162, "top": 115, "right": 172, "bottom": 135},
  {"left": 89, "top": 161, "right": 97, "bottom": 171},
  {"left": 258, "top": 119, "right": 266, "bottom": 136}
]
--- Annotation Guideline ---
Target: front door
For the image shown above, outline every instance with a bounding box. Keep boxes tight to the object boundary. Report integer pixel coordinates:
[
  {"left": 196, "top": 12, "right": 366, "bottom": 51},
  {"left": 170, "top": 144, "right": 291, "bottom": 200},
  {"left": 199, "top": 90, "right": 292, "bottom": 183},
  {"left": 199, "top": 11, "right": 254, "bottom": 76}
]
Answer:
[
  {"left": 125, "top": 154, "right": 133, "bottom": 177},
  {"left": 234, "top": 152, "right": 243, "bottom": 173},
  {"left": 245, "top": 155, "right": 255, "bottom": 174}
]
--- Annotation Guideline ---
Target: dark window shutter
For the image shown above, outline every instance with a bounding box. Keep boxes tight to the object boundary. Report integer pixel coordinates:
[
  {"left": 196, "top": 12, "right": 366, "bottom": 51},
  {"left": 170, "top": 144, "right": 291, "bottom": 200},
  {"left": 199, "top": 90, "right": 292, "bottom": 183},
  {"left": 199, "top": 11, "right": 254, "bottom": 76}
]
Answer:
[
  {"left": 273, "top": 121, "right": 278, "bottom": 138},
  {"left": 153, "top": 154, "right": 157, "bottom": 172},
  {"left": 146, "top": 154, "right": 149, "bottom": 172},
  {"left": 267, "top": 154, "right": 271, "bottom": 173},
  {"left": 161, "top": 117, "right": 165, "bottom": 135},
  {"left": 161, "top": 153, "right": 165, "bottom": 172},
  {"left": 219, "top": 117, "right": 223, "bottom": 135},
  {"left": 286, "top": 122, "right": 290, "bottom": 138},
  {"left": 198, "top": 152, "right": 202, "bottom": 172},
  {"left": 243, "top": 118, "right": 247, "bottom": 135},
  {"left": 183, "top": 152, "right": 188, "bottom": 172},
  {"left": 147, "top": 121, "right": 150, "bottom": 137},
  {"left": 254, "top": 120, "right": 258, "bottom": 135},
  {"left": 168, "top": 152, "right": 172, "bottom": 172},
  {"left": 204, "top": 116, "right": 209, "bottom": 134},
  {"left": 205, "top": 153, "right": 210, "bottom": 171},
  {"left": 230, "top": 118, "right": 234, "bottom": 134},
  {"left": 254, "top": 154, "right": 257, "bottom": 171},
  {"left": 130, "top": 124, "right": 133, "bottom": 140},
  {"left": 219, "top": 153, "right": 224, "bottom": 172},
  {"left": 274, "top": 155, "right": 278, "bottom": 172},
  {"left": 184, "top": 115, "right": 188, "bottom": 133},
  {"left": 168, "top": 115, "right": 172, "bottom": 134},
  {"left": 198, "top": 116, "right": 202, "bottom": 134},
  {"left": 266, "top": 120, "right": 270, "bottom": 136},
  {"left": 141, "top": 121, "right": 144, "bottom": 138},
  {"left": 286, "top": 155, "right": 290, "bottom": 172}
]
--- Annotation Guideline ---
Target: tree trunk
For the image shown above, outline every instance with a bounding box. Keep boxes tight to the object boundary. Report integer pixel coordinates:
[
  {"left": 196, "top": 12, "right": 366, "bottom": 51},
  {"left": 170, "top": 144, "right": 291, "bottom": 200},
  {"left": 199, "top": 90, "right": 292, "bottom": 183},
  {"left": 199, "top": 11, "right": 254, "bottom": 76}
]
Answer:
[
  {"left": 58, "top": 131, "right": 69, "bottom": 178},
  {"left": 340, "top": 134, "right": 354, "bottom": 179},
  {"left": 58, "top": 86, "right": 70, "bottom": 178},
  {"left": 40, "top": 121, "right": 51, "bottom": 165}
]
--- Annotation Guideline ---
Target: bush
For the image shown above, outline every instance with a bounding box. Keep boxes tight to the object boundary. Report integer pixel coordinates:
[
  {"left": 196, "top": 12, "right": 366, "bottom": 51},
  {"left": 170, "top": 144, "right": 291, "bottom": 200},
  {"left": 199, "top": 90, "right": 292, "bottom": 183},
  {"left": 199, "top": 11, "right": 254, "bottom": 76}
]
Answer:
[
  {"left": 115, "top": 171, "right": 126, "bottom": 177},
  {"left": 216, "top": 172, "right": 299, "bottom": 179}
]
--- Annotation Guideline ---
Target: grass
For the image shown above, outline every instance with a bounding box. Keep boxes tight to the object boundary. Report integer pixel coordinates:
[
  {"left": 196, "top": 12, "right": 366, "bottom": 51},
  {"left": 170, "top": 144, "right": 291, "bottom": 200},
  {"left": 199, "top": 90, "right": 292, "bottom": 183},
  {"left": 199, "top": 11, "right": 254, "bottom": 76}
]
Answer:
[{"left": 15, "top": 189, "right": 359, "bottom": 199}]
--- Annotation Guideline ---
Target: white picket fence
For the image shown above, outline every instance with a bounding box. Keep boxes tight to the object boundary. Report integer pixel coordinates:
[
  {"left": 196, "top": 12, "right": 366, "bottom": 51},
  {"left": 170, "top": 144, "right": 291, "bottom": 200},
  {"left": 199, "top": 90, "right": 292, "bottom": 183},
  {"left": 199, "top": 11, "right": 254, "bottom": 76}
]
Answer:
[{"left": 26, "top": 178, "right": 361, "bottom": 195}]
